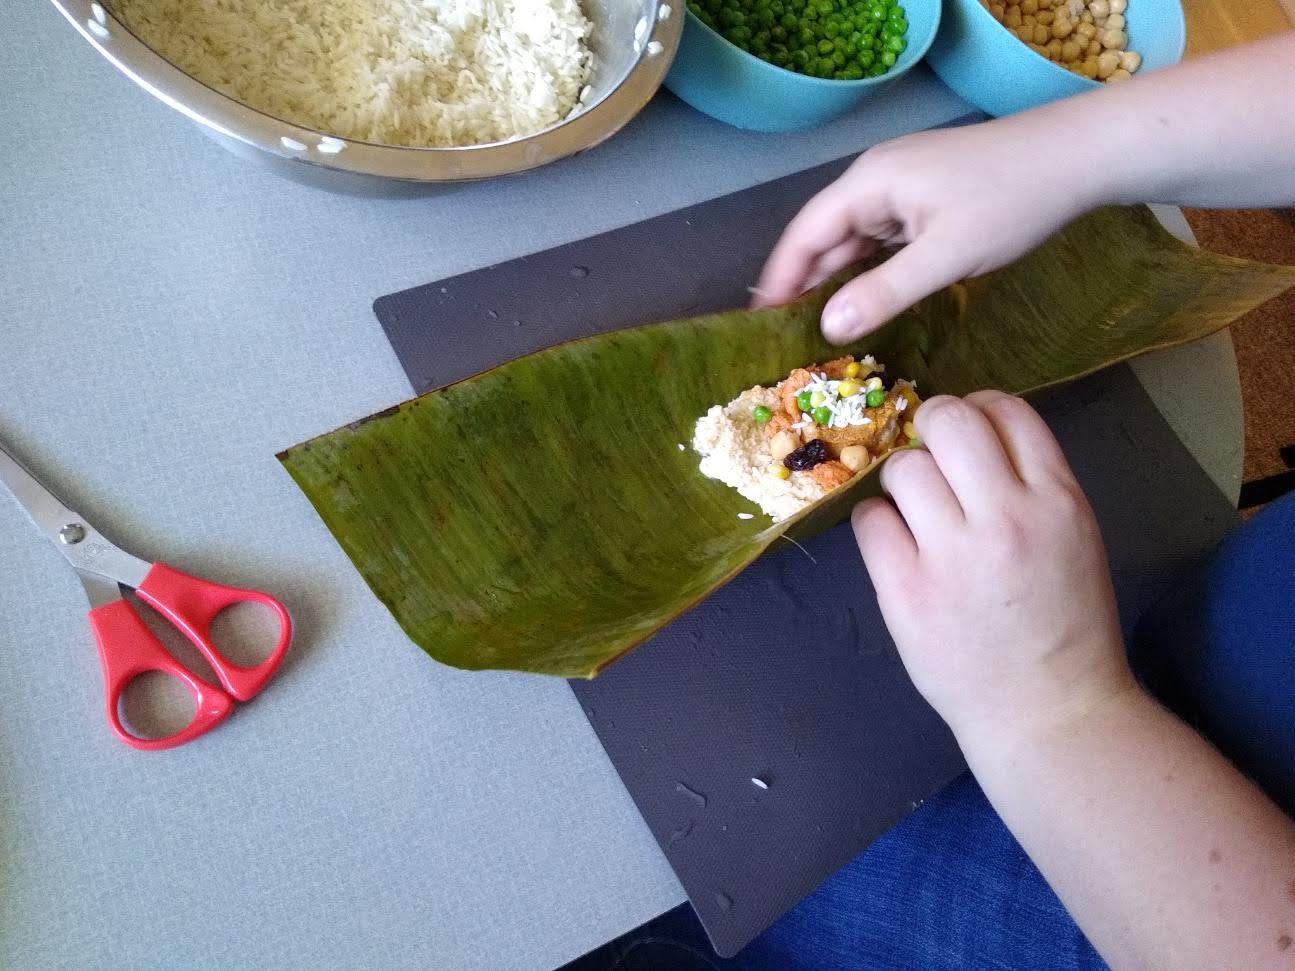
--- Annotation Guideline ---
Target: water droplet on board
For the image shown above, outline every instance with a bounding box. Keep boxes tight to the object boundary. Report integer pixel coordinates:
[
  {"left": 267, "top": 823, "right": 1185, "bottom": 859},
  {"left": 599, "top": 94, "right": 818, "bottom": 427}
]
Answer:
[
  {"left": 512, "top": 320, "right": 522, "bottom": 327},
  {"left": 715, "top": 892, "right": 733, "bottom": 912},
  {"left": 569, "top": 266, "right": 589, "bottom": 278},
  {"left": 584, "top": 707, "right": 596, "bottom": 719},
  {"left": 675, "top": 782, "right": 707, "bottom": 808},
  {"left": 487, "top": 309, "right": 499, "bottom": 319},
  {"left": 670, "top": 820, "right": 694, "bottom": 843},
  {"left": 751, "top": 777, "right": 769, "bottom": 790}
]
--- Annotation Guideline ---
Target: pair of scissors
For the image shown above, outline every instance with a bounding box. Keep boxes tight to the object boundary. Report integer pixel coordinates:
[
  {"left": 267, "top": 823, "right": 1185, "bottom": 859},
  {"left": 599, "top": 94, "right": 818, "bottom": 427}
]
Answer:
[{"left": 0, "top": 437, "right": 291, "bottom": 751}]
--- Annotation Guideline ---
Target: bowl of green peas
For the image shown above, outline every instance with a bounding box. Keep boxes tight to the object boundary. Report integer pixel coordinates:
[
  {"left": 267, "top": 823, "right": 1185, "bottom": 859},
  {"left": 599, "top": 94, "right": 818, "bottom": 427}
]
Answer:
[{"left": 663, "top": 0, "right": 940, "bottom": 131}]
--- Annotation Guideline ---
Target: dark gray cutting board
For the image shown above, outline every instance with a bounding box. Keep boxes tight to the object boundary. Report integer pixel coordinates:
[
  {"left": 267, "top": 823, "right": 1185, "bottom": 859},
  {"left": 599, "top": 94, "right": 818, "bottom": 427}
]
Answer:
[{"left": 372, "top": 155, "right": 1239, "bottom": 958}]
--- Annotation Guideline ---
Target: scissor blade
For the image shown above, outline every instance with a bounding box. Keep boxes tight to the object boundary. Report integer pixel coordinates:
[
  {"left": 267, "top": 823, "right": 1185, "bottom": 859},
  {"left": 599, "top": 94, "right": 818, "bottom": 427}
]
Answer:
[
  {"left": 0, "top": 438, "right": 151, "bottom": 588},
  {"left": 0, "top": 439, "right": 80, "bottom": 536}
]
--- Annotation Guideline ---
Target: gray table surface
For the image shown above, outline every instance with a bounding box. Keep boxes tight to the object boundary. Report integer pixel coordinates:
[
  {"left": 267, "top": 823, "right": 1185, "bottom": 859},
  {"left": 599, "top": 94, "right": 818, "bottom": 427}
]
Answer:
[{"left": 0, "top": 1, "right": 1241, "bottom": 967}]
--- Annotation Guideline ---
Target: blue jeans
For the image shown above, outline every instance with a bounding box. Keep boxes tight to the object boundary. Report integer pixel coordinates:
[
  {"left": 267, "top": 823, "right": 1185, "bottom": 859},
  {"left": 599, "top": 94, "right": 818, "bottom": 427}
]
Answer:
[{"left": 566, "top": 495, "right": 1295, "bottom": 970}]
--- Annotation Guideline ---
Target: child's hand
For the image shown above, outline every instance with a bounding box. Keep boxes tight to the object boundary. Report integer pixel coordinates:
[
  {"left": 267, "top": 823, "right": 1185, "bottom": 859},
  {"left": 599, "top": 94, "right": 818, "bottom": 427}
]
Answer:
[
  {"left": 754, "top": 124, "right": 1096, "bottom": 343},
  {"left": 852, "top": 391, "right": 1137, "bottom": 749}
]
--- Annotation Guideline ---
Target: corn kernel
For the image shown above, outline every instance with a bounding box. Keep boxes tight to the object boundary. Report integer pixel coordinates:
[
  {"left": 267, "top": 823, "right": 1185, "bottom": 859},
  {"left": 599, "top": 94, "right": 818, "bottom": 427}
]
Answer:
[
  {"left": 844, "top": 361, "right": 862, "bottom": 379},
  {"left": 864, "top": 376, "right": 883, "bottom": 393},
  {"left": 811, "top": 390, "right": 827, "bottom": 407},
  {"left": 837, "top": 379, "right": 861, "bottom": 398},
  {"left": 903, "top": 421, "right": 918, "bottom": 441},
  {"left": 769, "top": 463, "right": 791, "bottom": 480}
]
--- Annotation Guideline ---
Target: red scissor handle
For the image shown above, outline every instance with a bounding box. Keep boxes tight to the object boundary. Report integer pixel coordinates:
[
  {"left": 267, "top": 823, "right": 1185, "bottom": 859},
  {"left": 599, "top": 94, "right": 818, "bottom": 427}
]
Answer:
[
  {"left": 88, "top": 599, "right": 234, "bottom": 751},
  {"left": 135, "top": 562, "right": 292, "bottom": 702}
]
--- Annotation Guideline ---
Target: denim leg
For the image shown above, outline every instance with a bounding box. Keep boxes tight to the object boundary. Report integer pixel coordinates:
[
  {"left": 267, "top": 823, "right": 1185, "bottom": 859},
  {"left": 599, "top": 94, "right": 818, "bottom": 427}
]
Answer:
[
  {"left": 1129, "top": 492, "right": 1295, "bottom": 815},
  {"left": 738, "top": 774, "right": 1105, "bottom": 970}
]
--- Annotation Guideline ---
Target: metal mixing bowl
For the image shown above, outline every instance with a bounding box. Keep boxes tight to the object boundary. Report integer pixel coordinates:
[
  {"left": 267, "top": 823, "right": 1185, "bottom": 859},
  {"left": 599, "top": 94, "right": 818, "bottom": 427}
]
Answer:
[{"left": 48, "top": 0, "right": 682, "bottom": 192}]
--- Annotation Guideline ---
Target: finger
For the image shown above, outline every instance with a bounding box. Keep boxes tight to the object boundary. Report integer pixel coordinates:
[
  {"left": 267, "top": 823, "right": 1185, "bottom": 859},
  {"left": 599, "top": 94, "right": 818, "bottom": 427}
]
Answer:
[
  {"left": 754, "top": 179, "right": 887, "bottom": 306},
  {"left": 878, "top": 448, "right": 964, "bottom": 545},
  {"left": 819, "top": 233, "right": 973, "bottom": 343},
  {"left": 802, "top": 236, "right": 879, "bottom": 293},
  {"left": 963, "top": 391, "right": 1077, "bottom": 489},
  {"left": 852, "top": 497, "right": 917, "bottom": 587},
  {"left": 914, "top": 396, "right": 1024, "bottom": 511}
]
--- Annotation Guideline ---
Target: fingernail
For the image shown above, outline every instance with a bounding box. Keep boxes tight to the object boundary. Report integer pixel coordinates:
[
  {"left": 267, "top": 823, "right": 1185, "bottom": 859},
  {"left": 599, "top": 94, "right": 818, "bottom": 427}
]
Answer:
[{"left": 822, "top": 301, "right": 858, "bottom": 342}]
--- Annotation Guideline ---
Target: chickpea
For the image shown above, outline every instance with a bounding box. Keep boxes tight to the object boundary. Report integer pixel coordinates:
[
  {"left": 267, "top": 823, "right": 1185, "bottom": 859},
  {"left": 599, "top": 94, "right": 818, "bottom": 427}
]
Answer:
[
  {"left": 1066, "top": 0, "right": 1084, "bottom": 16},
  {"left": 1106, "top": 12, "right": 1125, "bottom": 29},
  {"left": 839, "top": 446, "right": 870, "bottom": 474},
  {"left": 1096, "top": 49, "right": 1119, "bottom": 78},
  {"left": 1047, "top": 37, "right": 1063, "bottom": 58},
  {"left": 1016, "top": 24, "right": 1033, "bottom": 41},
  {"left": 1021, "top": 0, "right": 1038, "bottom": 13},
  {"left": 1022, "top": 13, "right": 1036, "bottom": 26},
  {"left": 1080, "top": 9, "right": 1093, "bottom": 22},
  {"left": 1033, "top": 23, "right": 1050, "bottom": 43},
  {"left": 1060, "top": 39, "right": 1082, "bottom": 61},
  {"left": 1051, "top": 16, "right": 1073, "bottom": 37},
  {"left": 1076, "top": 20, "right": 1097, "bottom": 38},
  {"left": 990, "top": 2, "right": 1006, "bottom": 19},
  {"left": 1037, "top": 9, "right": 1054, "bottom": 24},
  {"left": 1109, "top": 0, "right": 1126, "bottom": 11},
  {"left": 1088, "top": 0, "right": 1109, "bottom": 17},
  {"left": 1005, "top": 7, "right": 1022, "bottom": 26},
  {"left": 1102, "top": 27, "right": 1126, "bottom": 48},
  {"left": 770, "top": 431, "right": 800, "bottom": 463},
  {"left": 1119, "top": 49, "right": 1141, "bottom": 72},
  {"left": 1108, "top": 67, "right": 1132, "bottom": 81},
  {"left": 1087, "top": 37, "right": 1102, "bottom": 55}
]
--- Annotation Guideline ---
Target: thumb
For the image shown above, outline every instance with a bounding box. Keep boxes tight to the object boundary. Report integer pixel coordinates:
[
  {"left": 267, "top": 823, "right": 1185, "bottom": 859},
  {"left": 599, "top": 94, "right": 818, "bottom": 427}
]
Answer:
[{"left": 820, "top": 233, "right": 971, "bottom": 343}]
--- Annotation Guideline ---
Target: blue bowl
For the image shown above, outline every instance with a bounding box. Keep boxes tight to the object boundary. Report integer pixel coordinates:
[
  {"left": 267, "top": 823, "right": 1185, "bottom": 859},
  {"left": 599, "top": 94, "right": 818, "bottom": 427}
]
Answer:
[
  {"left": 664, "top": 0, "right": 942, "bottom": 132},
  {"left": 926, "top": 0, "right": 1184, "bottom": 117}
]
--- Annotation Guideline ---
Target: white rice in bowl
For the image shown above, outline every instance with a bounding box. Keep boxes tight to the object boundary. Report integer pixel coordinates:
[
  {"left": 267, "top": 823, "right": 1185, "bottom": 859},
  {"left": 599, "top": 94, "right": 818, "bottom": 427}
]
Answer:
[{"left": 109, "top": 0, "right": 595, "bottom": 148}]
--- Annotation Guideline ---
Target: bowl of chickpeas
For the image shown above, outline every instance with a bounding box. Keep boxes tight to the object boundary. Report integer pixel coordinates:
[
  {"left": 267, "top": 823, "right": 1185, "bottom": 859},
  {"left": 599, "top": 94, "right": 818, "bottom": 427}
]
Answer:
[
  {"left": 925, "top": 0, "right": 1184, "bottom": 116},
  {"left": 665, "top": 0, "right": 942, "bottom": 132}
]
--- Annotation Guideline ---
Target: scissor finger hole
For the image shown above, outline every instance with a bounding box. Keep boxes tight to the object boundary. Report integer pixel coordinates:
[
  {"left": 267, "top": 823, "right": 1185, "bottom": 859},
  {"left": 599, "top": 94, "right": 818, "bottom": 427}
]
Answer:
[
  {"left": 118, "top": 671, "right": 198, "bottom": 741},
  {"left": 209, "top": 601, "right": 282, "bottom": 668}
]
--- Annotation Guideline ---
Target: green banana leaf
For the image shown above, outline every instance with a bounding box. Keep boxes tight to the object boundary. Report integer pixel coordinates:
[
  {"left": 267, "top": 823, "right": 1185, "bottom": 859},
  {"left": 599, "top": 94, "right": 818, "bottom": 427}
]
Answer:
[{"left": 279, "top": 206, "right": 1295, "bottom": 678}]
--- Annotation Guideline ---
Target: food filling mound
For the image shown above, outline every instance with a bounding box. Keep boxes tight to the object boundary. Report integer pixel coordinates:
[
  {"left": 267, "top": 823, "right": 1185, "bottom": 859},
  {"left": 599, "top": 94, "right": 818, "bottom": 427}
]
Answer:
[{"left": 692, "top": 355, "right": 920, "bottom": 522}]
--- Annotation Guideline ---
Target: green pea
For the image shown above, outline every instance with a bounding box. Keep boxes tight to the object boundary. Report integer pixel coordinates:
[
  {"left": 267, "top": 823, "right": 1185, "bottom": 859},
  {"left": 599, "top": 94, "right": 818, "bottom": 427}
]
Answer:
[
  {"left": 865, "top": 389, "right": 886, "bottom": 407},
  {"left": 858, "top": 47, "right": 874, "bottom": 65},
  {"left": 812, "top": 406, "right": 832, "bottom": 425},
  {"left": 832, "top": 49, "right": 846, "bottom": 66},
  {"left": 844, "top": 65, "right": 864, "bottom": 78},
  {"left": 867, "top": 61, "right": 886, "bottom": 75},
  {"left": 781, "top": 11, "right": 797, "bottom": 28},
  {"left": 792, "top": 47, "right": 811, "bottom": 66},
  {"left": 795, "top": 389, "right": 813, "bottom": 411},
  {"left": 817, "top": 38, "right": 833, "bottom": 53},
  {"left": 752, "top": 404, "right": 773, "bottom": 424},
  {"left": 885, "top": 33, "right": 905, "bottom": 51},
  {"left": 881, "top": 49, "right": 896, "bottom": 65}
]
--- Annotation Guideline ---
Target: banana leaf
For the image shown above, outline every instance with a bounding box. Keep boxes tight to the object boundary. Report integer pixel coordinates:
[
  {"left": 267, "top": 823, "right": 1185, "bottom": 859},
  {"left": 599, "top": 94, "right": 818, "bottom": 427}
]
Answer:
[{"left": 279, "top": 206, "right": 1295, "bottom": 678}]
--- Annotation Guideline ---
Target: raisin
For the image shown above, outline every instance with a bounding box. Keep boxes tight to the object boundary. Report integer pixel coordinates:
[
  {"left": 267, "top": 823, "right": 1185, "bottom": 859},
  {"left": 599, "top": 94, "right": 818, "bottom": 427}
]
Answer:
[{"left": 784, "top": 439, "right": 829, "bottom": 471}]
